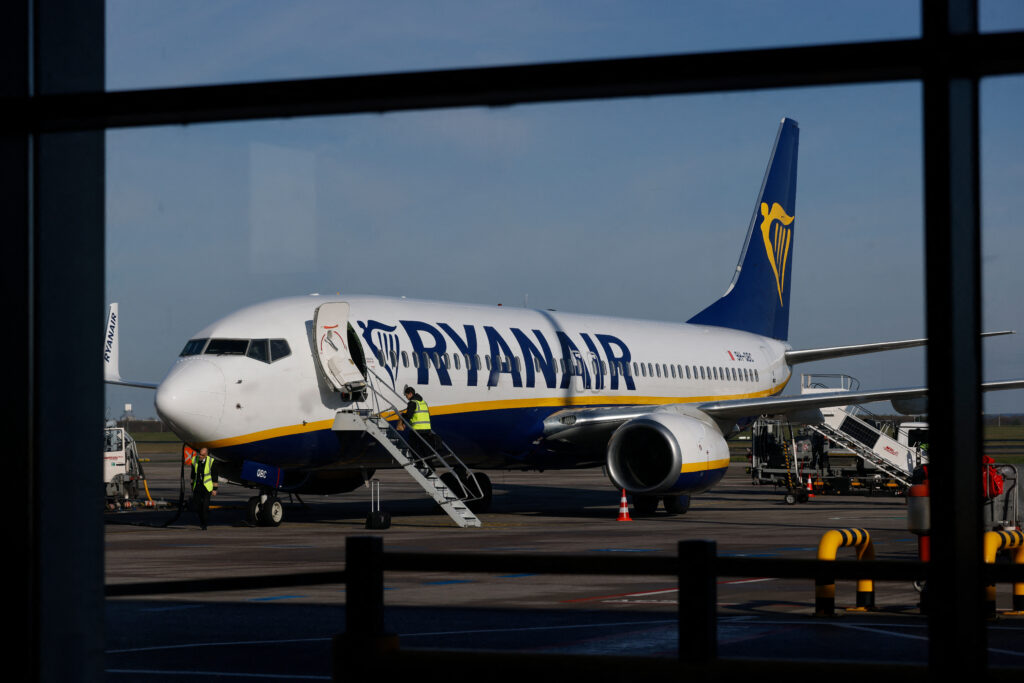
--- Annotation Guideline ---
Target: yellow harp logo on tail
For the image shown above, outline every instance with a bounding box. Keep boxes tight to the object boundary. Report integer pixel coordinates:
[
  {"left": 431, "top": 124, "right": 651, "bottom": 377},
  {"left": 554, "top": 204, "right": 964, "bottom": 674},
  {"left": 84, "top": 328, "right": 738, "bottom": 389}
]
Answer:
[{"left": 759, "top": 202, "right": 795, "bottom": 306}]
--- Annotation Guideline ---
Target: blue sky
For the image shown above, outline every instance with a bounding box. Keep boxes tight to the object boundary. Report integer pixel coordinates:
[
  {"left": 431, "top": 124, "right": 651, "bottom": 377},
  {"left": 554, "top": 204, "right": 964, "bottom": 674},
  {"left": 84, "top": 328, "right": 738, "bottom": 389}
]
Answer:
[{"left": 104, "top": 2, "right": 1024, "bottom": 417}]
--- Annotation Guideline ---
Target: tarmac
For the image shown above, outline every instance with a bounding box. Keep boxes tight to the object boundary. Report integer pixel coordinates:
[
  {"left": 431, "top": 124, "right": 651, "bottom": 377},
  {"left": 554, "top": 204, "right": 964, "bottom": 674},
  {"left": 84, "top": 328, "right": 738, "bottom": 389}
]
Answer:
[{"left": 104, "top": 454, "right": 1024, "bottom": 680}]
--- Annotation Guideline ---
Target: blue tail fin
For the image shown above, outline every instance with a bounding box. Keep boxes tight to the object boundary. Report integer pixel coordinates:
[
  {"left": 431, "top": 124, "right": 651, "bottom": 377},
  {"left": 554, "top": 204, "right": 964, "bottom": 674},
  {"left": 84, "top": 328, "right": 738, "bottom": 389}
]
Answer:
[{"left": 687, "top": 118, "right": 799, "bottom": 341}]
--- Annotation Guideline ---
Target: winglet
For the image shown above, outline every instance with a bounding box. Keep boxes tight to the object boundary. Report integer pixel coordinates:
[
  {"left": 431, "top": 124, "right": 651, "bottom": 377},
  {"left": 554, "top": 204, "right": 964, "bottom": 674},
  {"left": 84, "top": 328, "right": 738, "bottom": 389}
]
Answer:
[
  {"left": 103, "top": 303, "right": 159, "bottom": 389},
  {"left": 104, "top": 303, "right": 121, "bottom": 383}
]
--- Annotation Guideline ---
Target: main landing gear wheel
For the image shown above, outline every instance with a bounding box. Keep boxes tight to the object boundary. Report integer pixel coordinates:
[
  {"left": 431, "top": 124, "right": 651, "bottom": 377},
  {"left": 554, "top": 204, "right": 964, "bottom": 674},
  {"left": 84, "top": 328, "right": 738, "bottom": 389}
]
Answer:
[
  {"left": 663, "top": 494, "right": 690, "bottom": 515},
  {"left": 633, "top": 494, "right": 659, "bottom": 516},
  {"left": 259, "top": 497, "right": 284, "bottom": 527},
  {"left": 247, "top": 496, "right": 261, "bottom": 525}
]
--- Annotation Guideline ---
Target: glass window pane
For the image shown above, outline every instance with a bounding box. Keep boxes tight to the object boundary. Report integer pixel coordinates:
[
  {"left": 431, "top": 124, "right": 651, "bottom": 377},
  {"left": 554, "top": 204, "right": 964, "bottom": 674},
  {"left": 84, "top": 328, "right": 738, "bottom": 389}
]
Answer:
[{"left": 246, "top": 339, "right": 269, "bottom": 363}]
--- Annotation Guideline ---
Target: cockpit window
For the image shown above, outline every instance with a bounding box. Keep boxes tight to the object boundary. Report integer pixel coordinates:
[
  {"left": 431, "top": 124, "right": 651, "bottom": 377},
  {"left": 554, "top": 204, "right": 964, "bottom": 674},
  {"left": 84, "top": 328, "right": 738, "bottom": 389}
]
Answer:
[
  {"left": 180, "top": 339, "right": 208, "bottom": 356},
  {"left": 189, "top": 337, "right": 291, "bottom": 362},
  {"left": 270, "top": 339, "right": 291, "bottom": 362},
  {"left": 246, "top": 339, "right": 269, "bottom": 363},
  {"left": 204, "top": 339, "right": 249, "bottom": 355}
]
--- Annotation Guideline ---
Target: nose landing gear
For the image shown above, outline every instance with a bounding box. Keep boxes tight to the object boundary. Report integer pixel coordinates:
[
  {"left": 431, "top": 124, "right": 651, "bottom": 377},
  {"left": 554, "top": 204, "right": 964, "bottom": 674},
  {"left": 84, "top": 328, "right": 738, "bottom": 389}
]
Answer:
[{"left": 247, "top": 491, "right": 284, "bottom": 527}]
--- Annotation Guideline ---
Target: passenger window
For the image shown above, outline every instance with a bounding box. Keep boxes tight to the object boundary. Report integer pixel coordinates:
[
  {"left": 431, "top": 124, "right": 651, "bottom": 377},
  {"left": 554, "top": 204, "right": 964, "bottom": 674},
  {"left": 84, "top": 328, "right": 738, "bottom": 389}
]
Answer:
[
  {"left": 700, "top": 366, "right": 706, "bottom": 380},
  {"left": 454, "top": 354, "right": 460, "bottom": 370},
  {"left": 389, "top": 350, "right": 398, "bottom": 367},
  {"left": 486, "top": 355, "right": 492, "bottom": 371},
  {"left": 246, "top": 339, "right": 270, "bottom": 363},
  {"left": 641, "top": 363, "right": 647, "bottom": 377},
  {"left": 402, "top": 351, "right": 409, "bottom": 367},
  {"left": 671, "top": 365, "right": 676, "bottom": 379},
  {"left": 413, "top": 353, "right": 420, "bottom": 368},
  {"left": 443, "top": 353, "right": 451, "bottom": 369},
  {"left": 755, "top": 369, "right": 759, "bottom": 382},
  {"left": 656, "top": 364, "right": 661, "bottom": 378},
  {"left": 474, "top": 354, "right": 481, "bottom": 370},
  {"left": 515, "top": 356, "right": 522, "bottom": 372}
]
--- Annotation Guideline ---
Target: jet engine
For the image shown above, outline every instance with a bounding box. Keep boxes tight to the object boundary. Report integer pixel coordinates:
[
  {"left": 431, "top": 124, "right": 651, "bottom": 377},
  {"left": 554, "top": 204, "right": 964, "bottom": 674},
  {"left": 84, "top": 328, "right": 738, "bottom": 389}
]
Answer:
[{"left": 606, "top": 411, "right": 729, "bottom": 495}]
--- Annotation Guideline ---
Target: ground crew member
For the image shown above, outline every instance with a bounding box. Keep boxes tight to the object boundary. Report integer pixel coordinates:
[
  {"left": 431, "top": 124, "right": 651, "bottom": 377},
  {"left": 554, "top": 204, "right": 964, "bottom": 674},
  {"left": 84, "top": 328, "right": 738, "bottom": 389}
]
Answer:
[
  {"left": 399, "top": 385, "right": 441, "bottom": 464},
  {"left": 190, "top": 447, "right": 218, "bottom": 530}
]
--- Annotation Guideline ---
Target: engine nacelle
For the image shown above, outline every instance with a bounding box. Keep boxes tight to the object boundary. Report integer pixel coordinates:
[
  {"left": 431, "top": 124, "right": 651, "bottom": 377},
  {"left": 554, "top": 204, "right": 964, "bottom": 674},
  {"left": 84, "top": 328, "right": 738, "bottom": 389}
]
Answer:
[{"left": 606, "top": 411, "right": 729, "bottom": 495}]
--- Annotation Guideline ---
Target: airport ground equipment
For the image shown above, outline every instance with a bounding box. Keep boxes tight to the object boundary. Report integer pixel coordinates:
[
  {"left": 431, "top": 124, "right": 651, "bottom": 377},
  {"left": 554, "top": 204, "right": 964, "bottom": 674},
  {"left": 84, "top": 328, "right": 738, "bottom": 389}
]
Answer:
[
  {"left": 332, "top": 369, "right": 486, "bottom": 528},
  {"left": 983, "top": 530, "right": 1024, "bottom": 616},
  {"left": 814, "top": 527, "right": 875, "bottom": 616},
  {"left": 747, "top": 417, "right": 809, "bottom": 503},
  {"left": 750, "top": 375, "right": 925, "bottom": 496},
  {"left": 103, "top": 423, "right": 145, "bottom": 506},
  {"left": 801, "top": 374, "right": 926, "bottom": 488}
]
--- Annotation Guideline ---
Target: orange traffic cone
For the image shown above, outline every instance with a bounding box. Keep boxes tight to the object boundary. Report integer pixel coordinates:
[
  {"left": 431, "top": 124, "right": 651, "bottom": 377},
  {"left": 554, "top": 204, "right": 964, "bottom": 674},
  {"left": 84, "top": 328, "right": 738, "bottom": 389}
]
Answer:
[
  {"left": 807, "top": 476, "right": 816, "bottom": 498},
  {"left": 617, "top": 489, "right": 633, "bottom": 521}
]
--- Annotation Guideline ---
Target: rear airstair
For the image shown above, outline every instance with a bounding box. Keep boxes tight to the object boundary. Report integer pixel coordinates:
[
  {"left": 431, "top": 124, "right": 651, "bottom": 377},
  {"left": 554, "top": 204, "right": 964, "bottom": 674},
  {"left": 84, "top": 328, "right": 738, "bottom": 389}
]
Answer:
[
  {"left": 332, "top": 369, "right": 484, "bottom": 528},
  {"left": 801, "top": 374, "right": 926, "bottom": 486}
]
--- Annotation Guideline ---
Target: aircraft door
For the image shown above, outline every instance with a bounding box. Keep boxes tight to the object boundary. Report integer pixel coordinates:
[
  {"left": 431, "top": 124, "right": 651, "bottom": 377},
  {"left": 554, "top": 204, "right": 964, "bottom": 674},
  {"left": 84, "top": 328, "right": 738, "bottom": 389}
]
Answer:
[
  {"left": 313, "top": 302, "right": 367, "bottom": 396},
  {"left": 585, "top": 351, "right": 602, "bottom": 393},
  {"left": 570, "top": 349, "right": 587, "bottom": 393},
  {"left": 758, "top": 345, "right": 777, "bottom": 388}
]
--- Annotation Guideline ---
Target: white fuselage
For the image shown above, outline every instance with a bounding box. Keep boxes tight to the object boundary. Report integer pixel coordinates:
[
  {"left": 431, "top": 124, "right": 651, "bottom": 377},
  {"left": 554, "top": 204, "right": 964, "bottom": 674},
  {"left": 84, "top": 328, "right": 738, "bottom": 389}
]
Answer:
[{"left": 154, "top": 294, "right": 792, "bottom": 471}]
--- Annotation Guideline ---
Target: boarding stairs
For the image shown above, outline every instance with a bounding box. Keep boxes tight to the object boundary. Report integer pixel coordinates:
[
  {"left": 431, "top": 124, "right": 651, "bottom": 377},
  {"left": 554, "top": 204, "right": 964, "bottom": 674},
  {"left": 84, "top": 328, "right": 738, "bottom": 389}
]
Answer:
[
  {"left": 801, "top": 374, "right": 926, "bottom": 486},
  {"left": 332, "top": 371, "right": 483, "bottom": 528}
]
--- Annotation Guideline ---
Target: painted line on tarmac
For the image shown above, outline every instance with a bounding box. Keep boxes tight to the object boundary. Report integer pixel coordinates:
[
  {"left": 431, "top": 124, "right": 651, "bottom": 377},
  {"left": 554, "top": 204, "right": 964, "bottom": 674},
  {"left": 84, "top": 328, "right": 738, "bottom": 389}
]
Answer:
[
  {"left": 834, "top": 623, "right": 1024, "bottom": 657},
  {"left": 422, "top": 579, "right": 475, "bottom": 585},
  {"left": 107, "top": 636, "right": 330, "bottom": 654},
  {"left": 138, "top": 604, "right": 205, "bottom": 612},
  {"left": 106, "top": 668, "right": 328, "bottom": 680},
  {"left": 563, "top": 577, "right": 776, "bottom": 604},
  {"left": 400, "top": 619, "right": 678, "bottom": 638},
  {"left": 589, "top": 548, "right": 661, "bottom": 553},
  {"left": 248, "top": 595, "right": 308, "bottom": 601}
]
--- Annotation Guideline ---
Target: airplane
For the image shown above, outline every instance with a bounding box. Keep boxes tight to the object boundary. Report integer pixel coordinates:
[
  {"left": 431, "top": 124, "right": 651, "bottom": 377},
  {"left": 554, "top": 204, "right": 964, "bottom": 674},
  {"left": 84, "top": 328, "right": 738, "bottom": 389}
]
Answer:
[{"left": 104, "top": 118, "right": 1023, "bottom": 526}]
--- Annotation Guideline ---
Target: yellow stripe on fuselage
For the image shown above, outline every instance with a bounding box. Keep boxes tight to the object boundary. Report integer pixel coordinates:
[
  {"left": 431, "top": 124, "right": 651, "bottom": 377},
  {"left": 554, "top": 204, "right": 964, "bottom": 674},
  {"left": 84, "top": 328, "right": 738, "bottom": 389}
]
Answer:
[
  {"left": 681, "top": 457, "right": 731, "bottom": 473},
  {"left": 200, "top": 383, "right": 786, "bottom": 450}
]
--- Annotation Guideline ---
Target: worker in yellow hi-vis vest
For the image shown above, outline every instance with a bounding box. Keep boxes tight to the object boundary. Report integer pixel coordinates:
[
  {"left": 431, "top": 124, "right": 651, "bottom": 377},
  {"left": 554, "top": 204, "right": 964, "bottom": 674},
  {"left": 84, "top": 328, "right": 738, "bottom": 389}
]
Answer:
[
  {"left": 190, "top": 447, "right": 219, "bottom": 530},
  {"left": 399, "top": 385, "right": 441, "bottom": 466}
]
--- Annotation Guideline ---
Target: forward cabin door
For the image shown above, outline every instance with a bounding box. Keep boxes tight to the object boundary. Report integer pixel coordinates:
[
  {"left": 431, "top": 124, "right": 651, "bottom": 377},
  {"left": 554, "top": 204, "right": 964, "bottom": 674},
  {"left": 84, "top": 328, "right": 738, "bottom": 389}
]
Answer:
[{"left": 313, "top": 302, "right": 366, "bottom": 393}]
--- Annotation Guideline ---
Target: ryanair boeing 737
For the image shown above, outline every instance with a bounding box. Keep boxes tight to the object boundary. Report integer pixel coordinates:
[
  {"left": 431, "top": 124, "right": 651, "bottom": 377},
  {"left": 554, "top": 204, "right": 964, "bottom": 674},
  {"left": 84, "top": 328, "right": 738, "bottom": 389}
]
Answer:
[{"left": 104, "top": 118, "right": 1022, "bottom": 526}]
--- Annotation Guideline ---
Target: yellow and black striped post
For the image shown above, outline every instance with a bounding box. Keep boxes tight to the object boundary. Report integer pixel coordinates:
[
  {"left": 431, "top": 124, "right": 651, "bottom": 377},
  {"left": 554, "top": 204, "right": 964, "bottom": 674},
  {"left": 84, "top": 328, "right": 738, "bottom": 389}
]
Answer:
[
  {"left": 983, "top": 529, "right": 1024, "bottom": 617},
  {"left": 815, "top": 527, "right": 875, "bottom": 616}
]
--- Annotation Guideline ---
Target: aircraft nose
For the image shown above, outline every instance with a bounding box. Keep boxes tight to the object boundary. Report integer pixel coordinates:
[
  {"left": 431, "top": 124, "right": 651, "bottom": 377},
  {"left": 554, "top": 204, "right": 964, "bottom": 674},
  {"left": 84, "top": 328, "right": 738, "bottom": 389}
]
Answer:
[{"left": 155, "top": 359, "right": 226, "bottom": 442}]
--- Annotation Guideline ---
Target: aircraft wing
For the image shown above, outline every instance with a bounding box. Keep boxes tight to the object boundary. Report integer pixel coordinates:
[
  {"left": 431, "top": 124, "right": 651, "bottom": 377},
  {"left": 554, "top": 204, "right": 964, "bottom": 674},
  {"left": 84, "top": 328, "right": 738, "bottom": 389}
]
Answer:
[
  {"left": 105, "top": 377, "right": 160, "bottom": 390},
  {"left": 542, "top": 379, "right": 1024, "bottom": 444},
  {"left": 785, "top": 330, "right": 1013, "bottom": 365},
  {"left": 698, "top": 379, "right": 1024, "bottom": 420}
]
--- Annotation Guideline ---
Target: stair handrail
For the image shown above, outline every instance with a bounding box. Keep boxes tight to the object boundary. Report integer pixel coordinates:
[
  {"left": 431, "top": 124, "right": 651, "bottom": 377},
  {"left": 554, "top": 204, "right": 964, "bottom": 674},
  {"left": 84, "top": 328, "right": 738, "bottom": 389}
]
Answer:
[{"left": 361, "top": 367, "right": 481, "bottom": 500}]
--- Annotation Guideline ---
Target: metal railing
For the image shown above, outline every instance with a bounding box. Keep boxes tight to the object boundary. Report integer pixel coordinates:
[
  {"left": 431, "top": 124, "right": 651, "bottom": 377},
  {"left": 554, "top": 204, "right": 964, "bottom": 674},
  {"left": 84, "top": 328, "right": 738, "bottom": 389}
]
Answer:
[{"left": 360, "top": 367, "right": 482, "bottom": 501}]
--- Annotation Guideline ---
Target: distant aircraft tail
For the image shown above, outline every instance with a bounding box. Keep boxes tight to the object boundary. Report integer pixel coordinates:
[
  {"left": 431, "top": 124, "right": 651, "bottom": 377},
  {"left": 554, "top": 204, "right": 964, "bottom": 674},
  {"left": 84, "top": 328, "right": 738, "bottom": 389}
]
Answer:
[{"left": 687, "top": 118, "right": 799, "bottom": 341}]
